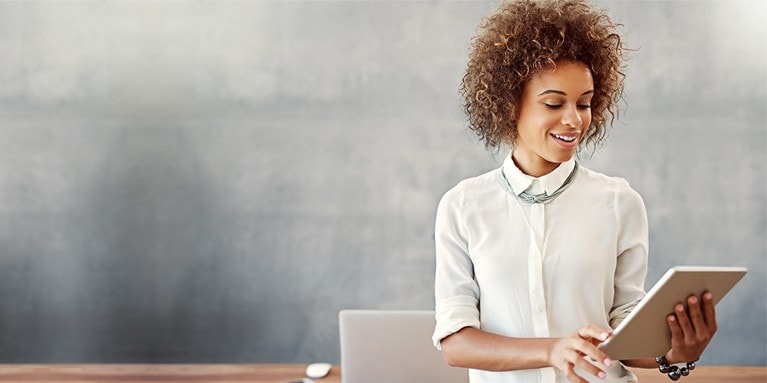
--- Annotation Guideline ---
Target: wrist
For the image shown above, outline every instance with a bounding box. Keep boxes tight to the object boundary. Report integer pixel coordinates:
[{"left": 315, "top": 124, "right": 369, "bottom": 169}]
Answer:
[
  {"left": 664, "top": 351, "right": 699, "bottom": 365},
  {"left": 542, "top": 337, "right": 556, "bottom": 367},
  {"left": 663, "top": 351, "right": 680, "bottom": 365}
]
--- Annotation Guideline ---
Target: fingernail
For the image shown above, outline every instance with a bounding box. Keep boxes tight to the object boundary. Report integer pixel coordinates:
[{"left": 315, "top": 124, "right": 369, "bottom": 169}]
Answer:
[
  {"left": 668, "top": 315, "right": 676, "bottom": 322},
  {"left": 598, "top": 371, "right": 606, "bottom": 379},
  {"left": 604, "top": 358, "right": 613, "bottom": 366},
  {"left": 600, "top": 332, "right": 608, "bottom": 340},
  {"left": 689, "top": 296, "right": 698, "bottom": 304},
  {"left": 676, "top": 304, "right": 685, "bottom": 312},
  {"left": 704, "top": 292, "right": 712, "bottom": 300}
]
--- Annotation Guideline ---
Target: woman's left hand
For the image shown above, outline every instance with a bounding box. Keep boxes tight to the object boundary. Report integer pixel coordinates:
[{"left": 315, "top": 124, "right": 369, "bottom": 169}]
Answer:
[{"left": 664, "top": 291, "right": 717, "bottom": 364}]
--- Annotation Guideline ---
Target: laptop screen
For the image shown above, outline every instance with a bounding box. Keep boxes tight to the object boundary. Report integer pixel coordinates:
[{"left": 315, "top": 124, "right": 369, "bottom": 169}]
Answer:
[{"left": 339, "top": 310, "right": 468, "bottom": 383}]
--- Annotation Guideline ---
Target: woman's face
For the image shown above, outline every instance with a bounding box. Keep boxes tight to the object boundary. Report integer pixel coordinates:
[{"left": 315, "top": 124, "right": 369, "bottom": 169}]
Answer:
[{"left": 512, "top": 60, "right": 593, "bottom": 177}]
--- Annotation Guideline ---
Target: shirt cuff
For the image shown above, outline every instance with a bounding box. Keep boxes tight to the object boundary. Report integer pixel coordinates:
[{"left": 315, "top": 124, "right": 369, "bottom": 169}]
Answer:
[
  {"left": 609, "top": 297, "right": 643, "bottom": 329},
  {"left": 433, "top": 296, "right": 480, "bottom": 350}
]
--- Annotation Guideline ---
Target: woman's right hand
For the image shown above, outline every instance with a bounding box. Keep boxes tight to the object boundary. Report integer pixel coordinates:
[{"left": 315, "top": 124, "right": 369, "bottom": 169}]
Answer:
[{"left": 548, "top": 325, "right": 613, "bottom": 383}]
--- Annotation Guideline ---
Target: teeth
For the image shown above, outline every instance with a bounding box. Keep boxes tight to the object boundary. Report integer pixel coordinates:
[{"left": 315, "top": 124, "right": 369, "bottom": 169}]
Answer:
[{"left": 552, "top": 134, "right": 576, "bottom": 142}]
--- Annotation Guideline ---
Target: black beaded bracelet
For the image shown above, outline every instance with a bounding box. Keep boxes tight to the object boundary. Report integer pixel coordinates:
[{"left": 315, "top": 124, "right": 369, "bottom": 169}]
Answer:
[{"left": 655, "top": 356, "right": 698, "bottom": 381}]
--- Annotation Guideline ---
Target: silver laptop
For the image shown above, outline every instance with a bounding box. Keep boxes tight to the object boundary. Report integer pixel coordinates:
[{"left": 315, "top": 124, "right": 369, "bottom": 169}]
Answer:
[{"left": 339, "top": 310, "right": 468, "bottom": 383}]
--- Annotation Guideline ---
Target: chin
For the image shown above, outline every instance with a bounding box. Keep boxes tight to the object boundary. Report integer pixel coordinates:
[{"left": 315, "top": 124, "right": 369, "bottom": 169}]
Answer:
[{"left": 548, "top": 152, "right": 575, "bottom": 164}]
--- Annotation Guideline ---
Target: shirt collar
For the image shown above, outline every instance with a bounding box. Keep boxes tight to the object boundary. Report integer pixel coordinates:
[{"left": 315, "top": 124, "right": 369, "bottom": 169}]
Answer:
[{"left": 502, "top": 152, "right": 577, "bottom": 196}]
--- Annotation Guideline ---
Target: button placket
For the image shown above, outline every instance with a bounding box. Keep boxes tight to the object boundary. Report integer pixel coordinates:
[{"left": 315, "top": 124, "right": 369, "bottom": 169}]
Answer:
[{"left": 527, "top": 202, "right": 549, "bottom": 338}]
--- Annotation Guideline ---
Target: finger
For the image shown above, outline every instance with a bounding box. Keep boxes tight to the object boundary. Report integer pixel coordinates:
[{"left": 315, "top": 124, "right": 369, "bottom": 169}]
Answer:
[
  {"left": 702, "top": 291, "right": 718, "bottom": 332},
  {"left": 673, "top": 302, "right": 695, "bottom": 340},
  {"left": 686, "top": 295, "right": 708, "bottom": 338},
  {"left": 564, "top": 363, "right": 589, "bottom": 383},
  {"left": 577, "top": 325, "right": 611, "bottom": 343},
  {"left": 572, "top": 337, "right": 613, "bottom": 370},
  {"left": 573, "top": 355, "right": 607, "bottom": 381},
  {"left": 667, "top": 313, "right": 683, "bottom": 345}
]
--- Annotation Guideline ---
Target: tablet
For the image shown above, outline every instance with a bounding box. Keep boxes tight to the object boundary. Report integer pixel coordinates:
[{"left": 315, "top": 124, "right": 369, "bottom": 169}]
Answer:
[{"left": 598, "top": 266, "right": 747, "bottom": 360}]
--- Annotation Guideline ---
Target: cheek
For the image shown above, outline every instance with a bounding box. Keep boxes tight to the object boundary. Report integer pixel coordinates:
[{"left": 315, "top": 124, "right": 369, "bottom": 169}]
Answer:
[{"left": 524, "top": 117, "right": 556, "bottom": 138}]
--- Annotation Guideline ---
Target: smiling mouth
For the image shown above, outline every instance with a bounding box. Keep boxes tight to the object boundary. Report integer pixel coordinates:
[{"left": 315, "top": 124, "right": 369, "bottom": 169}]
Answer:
[{"left": 551, "top": 133, "right": 578, "bottom": 143}]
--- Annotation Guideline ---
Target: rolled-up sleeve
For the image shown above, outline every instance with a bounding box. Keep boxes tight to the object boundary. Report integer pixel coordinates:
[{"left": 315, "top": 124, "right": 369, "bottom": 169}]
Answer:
[
  {"left": 433, "top": 185, "right": 481, "bottom": 350},
  {"left": 609, "top": 180, "right": 648, "bottom": 329}
]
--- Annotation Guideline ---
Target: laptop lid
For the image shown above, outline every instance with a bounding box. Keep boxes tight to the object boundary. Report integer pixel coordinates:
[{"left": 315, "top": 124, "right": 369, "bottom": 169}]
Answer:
[{"left": 339, "top": 310, "right": 468, "bottom": 383}]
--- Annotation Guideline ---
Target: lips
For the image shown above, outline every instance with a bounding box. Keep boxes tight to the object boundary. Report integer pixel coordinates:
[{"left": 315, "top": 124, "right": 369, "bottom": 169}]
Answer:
[{"left": 549, "top": 132, "right": 581, "bottom": 150}]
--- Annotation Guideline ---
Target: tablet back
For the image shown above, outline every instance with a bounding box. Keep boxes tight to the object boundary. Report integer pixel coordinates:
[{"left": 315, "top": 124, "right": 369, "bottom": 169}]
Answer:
[{"left": 599, "top": 266, "right": 747, "bottom": 360}]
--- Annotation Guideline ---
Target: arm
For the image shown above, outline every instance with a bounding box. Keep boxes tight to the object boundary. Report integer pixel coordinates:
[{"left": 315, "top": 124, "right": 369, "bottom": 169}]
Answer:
[
  {"left": 442, "top": 326, "right": 614, "bottom": 383},
  {"left": 610, "top": 182, "right": 717, "bottom": 369}
]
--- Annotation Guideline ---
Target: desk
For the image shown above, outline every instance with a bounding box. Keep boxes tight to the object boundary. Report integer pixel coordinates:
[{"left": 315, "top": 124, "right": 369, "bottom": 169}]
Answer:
[
  {"left": 630, "top": 366, "right": 766, "bottom": 383},
  {"left": 0, "top": 364, "right": 763, "bottom": 383},
  {"left": 0, "top": 365, "right": 341, "bottom": 383}
]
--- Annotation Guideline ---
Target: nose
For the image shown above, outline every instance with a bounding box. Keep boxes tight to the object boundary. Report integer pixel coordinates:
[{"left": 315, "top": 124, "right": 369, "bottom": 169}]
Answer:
[{"left": 561, "top": 105, "right": 583, "bottom": 128}]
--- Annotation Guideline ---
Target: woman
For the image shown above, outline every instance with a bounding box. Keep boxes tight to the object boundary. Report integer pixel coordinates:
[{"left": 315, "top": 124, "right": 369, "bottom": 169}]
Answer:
[{"left": 432, "top": 1, "right": 717, "bottom": 382}]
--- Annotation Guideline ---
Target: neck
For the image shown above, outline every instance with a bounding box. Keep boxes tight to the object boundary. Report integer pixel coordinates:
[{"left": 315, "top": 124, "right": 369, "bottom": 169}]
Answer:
[{"left": 511, "top": 153, "right": 560, "bottom": 177}]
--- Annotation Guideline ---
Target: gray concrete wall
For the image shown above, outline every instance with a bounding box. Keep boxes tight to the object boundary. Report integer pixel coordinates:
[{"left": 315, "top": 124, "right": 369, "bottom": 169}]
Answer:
[{"left": 0, "top": 0, "right": 764, "bottom": 365}]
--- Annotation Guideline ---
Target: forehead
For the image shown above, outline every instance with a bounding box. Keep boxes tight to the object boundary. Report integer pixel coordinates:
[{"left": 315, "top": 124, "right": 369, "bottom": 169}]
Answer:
[{"left": 525, "top": 61, "right": 594, "bottom": 94}]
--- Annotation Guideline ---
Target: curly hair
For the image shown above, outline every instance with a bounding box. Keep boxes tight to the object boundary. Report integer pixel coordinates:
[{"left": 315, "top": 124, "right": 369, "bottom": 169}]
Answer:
[{"left": 462, "top": 0, "right": 628, "bottom": 150}]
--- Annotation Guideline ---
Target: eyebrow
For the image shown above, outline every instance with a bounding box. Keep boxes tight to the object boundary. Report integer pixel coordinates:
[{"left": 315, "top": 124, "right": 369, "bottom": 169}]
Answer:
[{"left": 538, "top": 90, "right": 594, "bottom": 96}]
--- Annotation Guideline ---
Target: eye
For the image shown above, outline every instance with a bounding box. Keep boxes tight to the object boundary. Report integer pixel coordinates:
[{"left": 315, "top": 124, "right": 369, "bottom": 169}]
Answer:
[
  {"left": 577, "top": 104, "right": 591, "bottom": 110},
  {"left": 544, "top": 104, "right": 563, "bottom": 110}
]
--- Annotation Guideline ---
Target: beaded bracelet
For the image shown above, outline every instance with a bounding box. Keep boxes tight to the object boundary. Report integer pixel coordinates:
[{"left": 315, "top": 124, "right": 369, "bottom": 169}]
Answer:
[{"left": 655, "top": 356, "right": 698, "bottom": 381}]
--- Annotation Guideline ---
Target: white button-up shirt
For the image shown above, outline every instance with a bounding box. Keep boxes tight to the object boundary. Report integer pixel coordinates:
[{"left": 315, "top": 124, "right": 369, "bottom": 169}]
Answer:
[{"left": 433, "top": 154, "right": 648, "bottom": 383}]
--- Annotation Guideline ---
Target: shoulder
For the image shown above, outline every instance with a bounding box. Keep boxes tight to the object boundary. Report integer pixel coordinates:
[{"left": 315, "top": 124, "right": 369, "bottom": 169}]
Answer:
[
  {"left": 577, "top": 165, "right": 639, "bottom": 193},
  {"left": 438, "top": 167, "right": 505, "bottom": 211},
  {"left": 577, "top": 165, "right": 645, "bottom": 210}
]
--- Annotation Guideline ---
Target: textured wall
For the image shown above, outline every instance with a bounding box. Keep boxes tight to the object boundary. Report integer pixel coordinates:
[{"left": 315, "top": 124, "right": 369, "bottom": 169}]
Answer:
[{"left": 0, "top": 0, "right": 764, "bottom": 366}]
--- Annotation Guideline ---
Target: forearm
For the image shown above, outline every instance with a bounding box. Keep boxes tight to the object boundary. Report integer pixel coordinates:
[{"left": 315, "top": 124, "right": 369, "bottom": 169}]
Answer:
[{"left": 440, "top": 327, "right": 556, "bottom": 371}]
